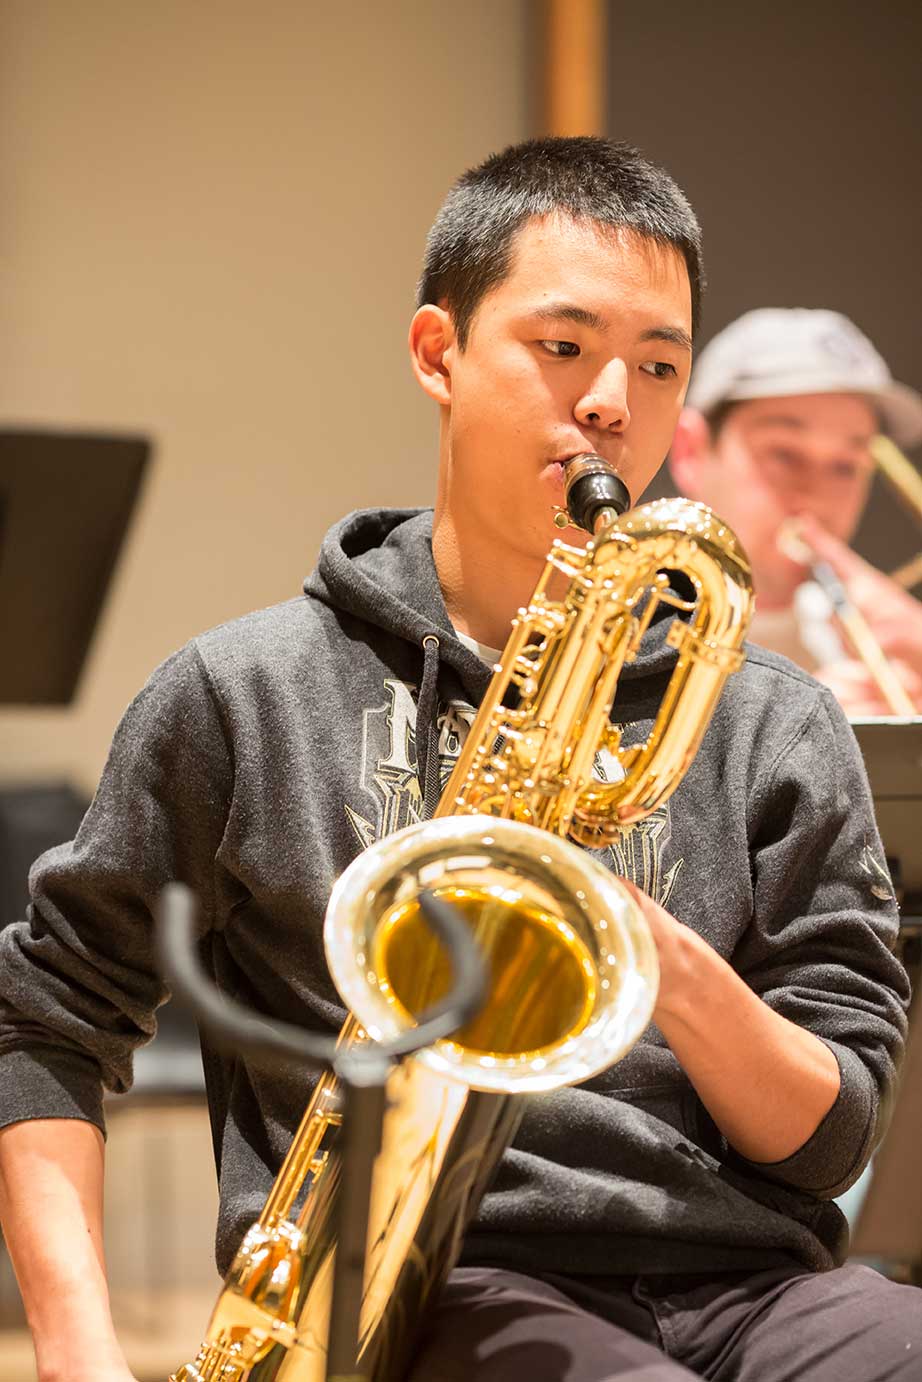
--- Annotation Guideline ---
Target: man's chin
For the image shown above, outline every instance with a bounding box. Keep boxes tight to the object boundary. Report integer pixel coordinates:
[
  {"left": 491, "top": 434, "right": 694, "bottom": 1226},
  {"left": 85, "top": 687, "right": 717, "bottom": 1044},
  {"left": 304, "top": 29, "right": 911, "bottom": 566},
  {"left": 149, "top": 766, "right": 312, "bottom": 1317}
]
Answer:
[{"left": 750, "top": 552, "right": 808, "bottom": 607}]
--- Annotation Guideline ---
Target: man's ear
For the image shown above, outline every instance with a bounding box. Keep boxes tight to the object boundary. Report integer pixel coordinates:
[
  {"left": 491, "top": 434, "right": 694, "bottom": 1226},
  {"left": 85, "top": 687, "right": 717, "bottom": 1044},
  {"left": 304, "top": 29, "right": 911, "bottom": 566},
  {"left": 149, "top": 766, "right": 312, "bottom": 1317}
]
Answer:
[
  {"left": 668, "top": 407, "right": 712, "bottom": 498},
  {"left": 408, "top": 304, "right": 455, "bottom": 407}
]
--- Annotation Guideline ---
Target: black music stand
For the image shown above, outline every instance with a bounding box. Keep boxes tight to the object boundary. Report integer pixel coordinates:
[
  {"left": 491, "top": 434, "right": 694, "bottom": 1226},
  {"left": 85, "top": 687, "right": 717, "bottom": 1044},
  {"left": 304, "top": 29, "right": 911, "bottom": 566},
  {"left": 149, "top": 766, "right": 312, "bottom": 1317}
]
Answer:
[
  {"left": 0, "top": 431, "right": 207, "bottom": 1098},
  {"left": 849, "top": 717, "right": 922, "bottom": 1280},
  {"left": 0, "top": 428, "right": 150, "bottom": 704},
  {"left": 853, "top": 717, "right": 922, "bottom": 899},
  {"left": 849, "top": 987, "right": 922, "bottom": 1280},
  {"left": 0, "top": 426, "right": 155, "bottom": 1327}
]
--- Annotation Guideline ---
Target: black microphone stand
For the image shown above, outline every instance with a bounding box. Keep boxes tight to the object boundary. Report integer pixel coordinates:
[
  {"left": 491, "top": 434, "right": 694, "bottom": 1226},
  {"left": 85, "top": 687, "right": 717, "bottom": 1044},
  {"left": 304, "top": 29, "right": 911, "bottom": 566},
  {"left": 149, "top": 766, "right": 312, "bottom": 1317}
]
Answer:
[{"left": 156, "top": 884, "right": 486, "bottom": 1382}]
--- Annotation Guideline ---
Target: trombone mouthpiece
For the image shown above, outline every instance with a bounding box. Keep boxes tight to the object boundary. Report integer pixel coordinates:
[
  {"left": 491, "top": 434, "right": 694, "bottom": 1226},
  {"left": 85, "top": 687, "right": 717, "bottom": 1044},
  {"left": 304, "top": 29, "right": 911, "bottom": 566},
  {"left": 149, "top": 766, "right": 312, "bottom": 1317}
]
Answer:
[{"left": 563, "top": 455, "right": 631, "bottom": 533}]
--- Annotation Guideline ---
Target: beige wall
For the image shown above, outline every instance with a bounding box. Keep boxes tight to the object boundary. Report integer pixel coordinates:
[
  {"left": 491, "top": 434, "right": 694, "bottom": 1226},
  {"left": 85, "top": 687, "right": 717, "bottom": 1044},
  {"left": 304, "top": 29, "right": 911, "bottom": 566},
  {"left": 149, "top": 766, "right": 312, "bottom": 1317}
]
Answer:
[{"left": 0, "top": 1, "right": 527, "bottom": 796}]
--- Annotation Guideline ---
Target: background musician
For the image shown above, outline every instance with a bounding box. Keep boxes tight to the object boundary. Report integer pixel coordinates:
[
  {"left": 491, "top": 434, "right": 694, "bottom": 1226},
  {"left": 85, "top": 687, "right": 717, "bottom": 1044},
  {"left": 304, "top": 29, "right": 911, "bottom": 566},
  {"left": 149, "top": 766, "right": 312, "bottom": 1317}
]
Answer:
[
  {"left": 0, "top": 139, "right": 918, "bottom": 1382},
  {"left": 669, "top": 307, "right": 922, "bottom": 715}
]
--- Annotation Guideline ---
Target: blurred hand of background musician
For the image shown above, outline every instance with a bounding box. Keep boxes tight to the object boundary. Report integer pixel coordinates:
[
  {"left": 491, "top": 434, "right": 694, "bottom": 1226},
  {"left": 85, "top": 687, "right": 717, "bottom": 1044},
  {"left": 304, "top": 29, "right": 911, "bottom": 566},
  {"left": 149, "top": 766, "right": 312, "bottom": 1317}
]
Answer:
[{"left": 796, "top": 513, "right": 922, "bottom": 715}]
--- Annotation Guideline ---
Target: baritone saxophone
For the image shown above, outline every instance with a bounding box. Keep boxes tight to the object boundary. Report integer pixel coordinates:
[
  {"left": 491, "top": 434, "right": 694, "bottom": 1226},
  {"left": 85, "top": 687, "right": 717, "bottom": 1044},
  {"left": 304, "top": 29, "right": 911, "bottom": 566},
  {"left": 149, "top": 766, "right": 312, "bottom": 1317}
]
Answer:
[{"left": 171, "top": 455, "right": 754, "bottom": 1382}]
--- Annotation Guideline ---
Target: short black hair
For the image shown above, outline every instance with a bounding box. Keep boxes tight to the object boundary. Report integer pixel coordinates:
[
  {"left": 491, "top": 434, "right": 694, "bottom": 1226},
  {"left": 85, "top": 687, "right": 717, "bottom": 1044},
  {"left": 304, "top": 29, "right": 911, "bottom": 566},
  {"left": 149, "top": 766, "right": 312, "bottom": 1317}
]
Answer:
[
  {"left": 417, "top": 136, "right": 704, "bottom": 349},
  {"left": 703, "top": 399, "right": 740, "bottom": 437}
]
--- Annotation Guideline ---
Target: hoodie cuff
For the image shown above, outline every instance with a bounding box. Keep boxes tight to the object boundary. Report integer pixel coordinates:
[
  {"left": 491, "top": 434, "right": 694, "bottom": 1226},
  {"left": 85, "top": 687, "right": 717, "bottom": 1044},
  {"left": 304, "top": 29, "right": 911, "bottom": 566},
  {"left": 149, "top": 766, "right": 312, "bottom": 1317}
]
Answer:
[
  {"left": 734, "top": 1039, "right": 877, "bottom": 1198},
  {"left": 0, "top": 1045, "right": 106, "bottom": 1136}
]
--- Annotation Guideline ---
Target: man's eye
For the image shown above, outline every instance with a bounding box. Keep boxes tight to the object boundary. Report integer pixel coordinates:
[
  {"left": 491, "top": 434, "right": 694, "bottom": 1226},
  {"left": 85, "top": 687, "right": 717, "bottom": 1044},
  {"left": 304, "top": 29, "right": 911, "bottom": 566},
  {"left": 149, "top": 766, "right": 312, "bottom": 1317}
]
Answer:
[
  {"left": 766, "top": 448, "right": 800, "bottom": 469},
  {"left": 541, "top": 340, "right": 580, "bottom": 357},
  {"left": 640, "top": 361, "right": 677, "bottom": 379}
]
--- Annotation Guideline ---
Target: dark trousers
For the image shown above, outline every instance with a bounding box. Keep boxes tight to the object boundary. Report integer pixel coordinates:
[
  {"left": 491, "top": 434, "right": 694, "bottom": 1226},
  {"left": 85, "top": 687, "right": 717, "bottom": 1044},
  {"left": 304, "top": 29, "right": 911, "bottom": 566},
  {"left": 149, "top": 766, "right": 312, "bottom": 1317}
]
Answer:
[{"left": 406, "top": 1263, "right": 922, "bottom": 1381}]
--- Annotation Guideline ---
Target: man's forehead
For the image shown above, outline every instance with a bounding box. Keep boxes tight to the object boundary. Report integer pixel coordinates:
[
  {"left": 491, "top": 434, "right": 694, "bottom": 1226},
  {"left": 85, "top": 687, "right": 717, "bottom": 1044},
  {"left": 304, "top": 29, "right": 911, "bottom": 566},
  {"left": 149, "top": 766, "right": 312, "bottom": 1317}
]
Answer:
[
  {"left": 503, "top": 213, "right": 689, "bottom": 296},
  {"left": 732, "top": 394, "right": 879, "bottom": 447}
]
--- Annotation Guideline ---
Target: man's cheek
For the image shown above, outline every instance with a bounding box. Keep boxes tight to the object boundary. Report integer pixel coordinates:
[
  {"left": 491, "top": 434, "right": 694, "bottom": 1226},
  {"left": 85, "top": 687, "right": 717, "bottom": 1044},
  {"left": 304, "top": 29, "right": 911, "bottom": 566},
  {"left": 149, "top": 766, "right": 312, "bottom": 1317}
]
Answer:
[{"left": 740, "top": 484, "right": 785, "bottom": 536}]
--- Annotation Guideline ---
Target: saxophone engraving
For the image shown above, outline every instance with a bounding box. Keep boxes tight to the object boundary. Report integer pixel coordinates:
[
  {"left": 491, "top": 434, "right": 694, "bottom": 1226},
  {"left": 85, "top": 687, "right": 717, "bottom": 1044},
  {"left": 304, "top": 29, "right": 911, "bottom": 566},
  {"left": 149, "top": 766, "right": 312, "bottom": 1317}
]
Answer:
[{"left": 171, "top": 456, "right": 754, "bottom": 1382}]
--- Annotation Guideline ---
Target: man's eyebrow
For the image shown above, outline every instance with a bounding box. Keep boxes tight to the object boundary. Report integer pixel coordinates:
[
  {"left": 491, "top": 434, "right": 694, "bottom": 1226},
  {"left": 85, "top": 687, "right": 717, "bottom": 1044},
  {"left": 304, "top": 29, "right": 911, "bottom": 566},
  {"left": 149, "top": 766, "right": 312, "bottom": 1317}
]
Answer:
[
  {"left": 749, "top": 414, "right": 874, "bottom": 447},
  {"left": 530, "top": 302, "right": 607, "bottom": 331},
  {"left": 637, "top": 326, "right": 693, "bottom": 352},
  {"left": 528, "top": 306, "right": 693, "bottom": 353},
  {"left": 748, "top": 414, "right": 808, "bottom": 432}
]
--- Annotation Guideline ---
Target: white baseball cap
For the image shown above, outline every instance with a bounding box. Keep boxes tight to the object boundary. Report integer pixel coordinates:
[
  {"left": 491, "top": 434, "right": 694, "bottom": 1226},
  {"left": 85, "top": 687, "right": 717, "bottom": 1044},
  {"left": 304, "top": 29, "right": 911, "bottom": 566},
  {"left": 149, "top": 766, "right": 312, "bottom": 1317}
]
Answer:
[{"left": 687, "top": 308, "right": 922, "bottom": 449}]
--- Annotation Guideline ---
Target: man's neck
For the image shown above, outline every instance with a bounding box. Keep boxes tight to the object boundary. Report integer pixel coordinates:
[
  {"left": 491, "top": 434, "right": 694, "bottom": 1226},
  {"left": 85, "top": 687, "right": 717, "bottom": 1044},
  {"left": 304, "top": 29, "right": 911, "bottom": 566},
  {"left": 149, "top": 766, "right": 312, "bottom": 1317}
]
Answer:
[{"left": 432, "top": 509, "right": 549, "bottom": 652}]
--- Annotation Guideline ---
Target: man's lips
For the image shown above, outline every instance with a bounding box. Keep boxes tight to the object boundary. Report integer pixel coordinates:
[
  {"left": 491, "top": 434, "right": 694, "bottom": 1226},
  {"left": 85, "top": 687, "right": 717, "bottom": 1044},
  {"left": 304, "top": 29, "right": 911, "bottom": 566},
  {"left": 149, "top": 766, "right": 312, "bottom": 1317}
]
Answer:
[
  {"left": 543, "top": 460, "right": 567, "bottom": 490},
  {"left": 545, "top": 454, "right": 627, "bottom": 484},
  {"left": 549, "top": 445, "right": 625, "bottom": 466},
  {"left": 549, "top": 451, "right": 600, "bottom": 466}
]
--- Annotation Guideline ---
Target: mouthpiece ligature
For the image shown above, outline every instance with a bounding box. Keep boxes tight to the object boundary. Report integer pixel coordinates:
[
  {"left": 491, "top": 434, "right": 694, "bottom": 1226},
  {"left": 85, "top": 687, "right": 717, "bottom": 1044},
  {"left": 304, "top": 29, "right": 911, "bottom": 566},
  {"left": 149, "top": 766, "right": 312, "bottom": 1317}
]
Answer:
[{"left": 563, "top": 454, "right": 631, "bottom": 533}]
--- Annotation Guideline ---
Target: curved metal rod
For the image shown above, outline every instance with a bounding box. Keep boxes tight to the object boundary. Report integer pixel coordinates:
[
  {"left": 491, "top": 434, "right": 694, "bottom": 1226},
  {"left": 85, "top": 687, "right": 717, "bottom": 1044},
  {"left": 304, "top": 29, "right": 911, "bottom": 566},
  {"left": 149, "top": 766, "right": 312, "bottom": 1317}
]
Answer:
[
  {"left": 155, "top": 882, "right": 488, "bottom": 1070},
  {"left": 869, "top": 435, "right": 922, "bottom": 591}
]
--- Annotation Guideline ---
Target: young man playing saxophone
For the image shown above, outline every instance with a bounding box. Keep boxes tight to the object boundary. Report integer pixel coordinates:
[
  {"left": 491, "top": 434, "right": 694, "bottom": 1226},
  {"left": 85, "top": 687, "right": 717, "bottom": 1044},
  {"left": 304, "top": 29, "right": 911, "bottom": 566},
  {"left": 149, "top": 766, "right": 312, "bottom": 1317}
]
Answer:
[{"left": 0, "top": 137, "right": 918, "bottom": 1382}]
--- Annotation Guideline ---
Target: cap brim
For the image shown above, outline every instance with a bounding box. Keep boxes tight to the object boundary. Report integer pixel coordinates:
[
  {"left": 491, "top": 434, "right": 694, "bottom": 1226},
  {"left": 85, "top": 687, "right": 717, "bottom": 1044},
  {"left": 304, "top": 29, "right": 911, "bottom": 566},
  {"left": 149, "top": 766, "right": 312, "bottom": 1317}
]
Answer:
[
  {"left": 697, "top": 375, "right": 922, "bottom": 451},
  {"left": 875, "top": 381, "right": 922, "bottom": 450}
]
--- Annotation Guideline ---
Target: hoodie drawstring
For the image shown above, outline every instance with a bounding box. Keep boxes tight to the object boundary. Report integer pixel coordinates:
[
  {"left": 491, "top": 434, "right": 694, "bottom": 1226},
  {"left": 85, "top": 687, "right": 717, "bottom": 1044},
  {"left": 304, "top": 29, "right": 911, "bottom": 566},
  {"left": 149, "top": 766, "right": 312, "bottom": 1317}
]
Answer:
[{"left": 417, "top": 634, "right": 442, "bottom": 819}]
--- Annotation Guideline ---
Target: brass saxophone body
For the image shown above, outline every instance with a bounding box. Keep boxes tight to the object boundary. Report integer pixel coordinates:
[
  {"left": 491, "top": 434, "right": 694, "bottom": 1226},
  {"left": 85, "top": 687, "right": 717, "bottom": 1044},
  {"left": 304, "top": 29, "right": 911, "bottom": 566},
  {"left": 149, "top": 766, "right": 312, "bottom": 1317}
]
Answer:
[{"left": 172, "top": 459, "right": 754, "bottom": 1382}]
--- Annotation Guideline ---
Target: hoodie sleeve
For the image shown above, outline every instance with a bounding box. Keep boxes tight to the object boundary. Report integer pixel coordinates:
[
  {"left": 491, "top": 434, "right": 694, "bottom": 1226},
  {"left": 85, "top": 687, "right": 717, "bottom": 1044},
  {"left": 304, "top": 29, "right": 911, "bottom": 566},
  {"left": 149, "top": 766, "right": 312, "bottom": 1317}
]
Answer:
[
  {"left": 0, "top": 642, "right": 233, "bottom": 1134},
  {"left": 730, "top": 685, "right": 909, "bottom": 1198}
]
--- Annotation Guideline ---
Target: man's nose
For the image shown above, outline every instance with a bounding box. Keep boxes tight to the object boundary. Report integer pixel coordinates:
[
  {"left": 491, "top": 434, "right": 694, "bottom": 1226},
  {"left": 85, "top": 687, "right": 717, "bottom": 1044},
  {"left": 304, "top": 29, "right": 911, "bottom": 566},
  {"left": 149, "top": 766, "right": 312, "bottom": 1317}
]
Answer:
[
  {"left": 782, "top": 467, "right": 825, "bottom": 512},
  {"left": 573, "top": 358, "right": 630, "bottom": 433}
]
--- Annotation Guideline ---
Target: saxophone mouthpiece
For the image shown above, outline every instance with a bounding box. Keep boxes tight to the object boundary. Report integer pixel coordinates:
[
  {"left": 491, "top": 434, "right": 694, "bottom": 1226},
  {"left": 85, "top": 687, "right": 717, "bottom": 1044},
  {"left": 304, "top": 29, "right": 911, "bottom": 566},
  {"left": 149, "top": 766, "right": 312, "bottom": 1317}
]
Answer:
[{"left": 563, "top": 454, "right": 631, "bottom": 533}]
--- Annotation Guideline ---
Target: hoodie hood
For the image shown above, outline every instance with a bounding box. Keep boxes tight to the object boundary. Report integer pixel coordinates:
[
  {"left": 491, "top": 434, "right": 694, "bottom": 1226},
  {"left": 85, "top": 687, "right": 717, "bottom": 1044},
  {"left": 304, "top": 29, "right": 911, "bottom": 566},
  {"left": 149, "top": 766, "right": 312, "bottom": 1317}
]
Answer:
[
  {"left": 305, "top": 508, "right": 492, "bottom": 704},
  {"left": 304, "top": 506, "right": 689, "bottom": 695}
]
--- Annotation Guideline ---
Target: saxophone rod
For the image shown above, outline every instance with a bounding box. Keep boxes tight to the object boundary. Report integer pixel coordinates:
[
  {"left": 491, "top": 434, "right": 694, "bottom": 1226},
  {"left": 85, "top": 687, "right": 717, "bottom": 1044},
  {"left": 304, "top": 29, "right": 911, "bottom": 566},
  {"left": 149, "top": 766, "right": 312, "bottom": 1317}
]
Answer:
[{"left": 871, "top": 435, "right": 922, "bottom": 590}]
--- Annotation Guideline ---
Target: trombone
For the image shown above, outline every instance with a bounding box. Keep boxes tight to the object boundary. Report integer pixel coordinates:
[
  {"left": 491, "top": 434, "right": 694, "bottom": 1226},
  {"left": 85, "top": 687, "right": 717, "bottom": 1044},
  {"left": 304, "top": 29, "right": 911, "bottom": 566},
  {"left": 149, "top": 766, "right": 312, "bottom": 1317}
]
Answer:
[
  {"left": 873, "top": 434, "right": 922, "bottom": 591},
  {"left": 791, "top": 435, "right": 922, "bottom": 716}
]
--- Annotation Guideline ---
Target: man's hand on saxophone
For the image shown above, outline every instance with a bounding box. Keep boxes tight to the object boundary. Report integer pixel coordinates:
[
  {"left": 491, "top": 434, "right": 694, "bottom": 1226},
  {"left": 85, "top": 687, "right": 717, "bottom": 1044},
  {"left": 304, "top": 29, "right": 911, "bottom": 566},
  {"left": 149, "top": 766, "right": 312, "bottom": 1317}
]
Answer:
[{"left": 617, "top": 879, "right": 841, "bottom": 1166}]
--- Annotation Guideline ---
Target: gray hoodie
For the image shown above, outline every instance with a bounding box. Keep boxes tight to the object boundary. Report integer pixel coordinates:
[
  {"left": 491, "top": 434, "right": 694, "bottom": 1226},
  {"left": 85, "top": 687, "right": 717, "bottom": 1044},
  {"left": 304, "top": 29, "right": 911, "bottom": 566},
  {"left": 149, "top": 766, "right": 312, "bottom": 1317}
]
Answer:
[{"left": 0, "top": 508, "right": 909, "bottom": 1279}]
